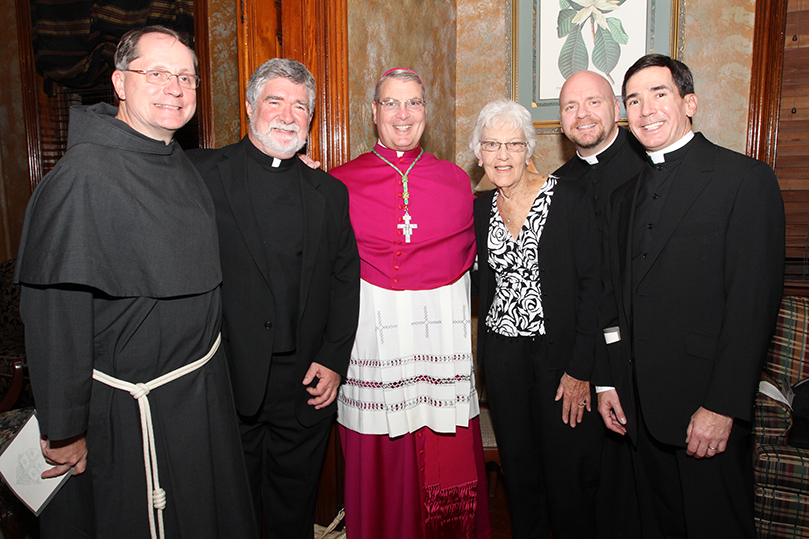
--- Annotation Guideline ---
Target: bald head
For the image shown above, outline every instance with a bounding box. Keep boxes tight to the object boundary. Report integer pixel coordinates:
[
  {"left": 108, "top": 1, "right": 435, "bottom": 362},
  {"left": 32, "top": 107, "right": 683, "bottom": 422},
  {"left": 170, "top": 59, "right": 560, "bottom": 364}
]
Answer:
[
  {"left": 562, "top": 71, "right": 614, "bottom": 104},
  {"left": 559, "top": 70, "right": 620, "bottom": 156}
]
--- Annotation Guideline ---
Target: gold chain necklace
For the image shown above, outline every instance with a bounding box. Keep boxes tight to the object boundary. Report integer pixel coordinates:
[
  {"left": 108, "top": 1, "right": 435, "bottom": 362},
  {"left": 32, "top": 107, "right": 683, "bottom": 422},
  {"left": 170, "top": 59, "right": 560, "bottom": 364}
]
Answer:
[{"left": 373, "top": 148, "right": 424, "bottom": 243}]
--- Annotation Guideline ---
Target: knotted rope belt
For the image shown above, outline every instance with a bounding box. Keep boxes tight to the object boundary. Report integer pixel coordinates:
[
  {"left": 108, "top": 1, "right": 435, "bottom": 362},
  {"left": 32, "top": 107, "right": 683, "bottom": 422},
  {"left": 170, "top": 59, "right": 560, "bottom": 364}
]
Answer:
[{"left": 92, "top": 333, "right": 222, "bottom": 539}]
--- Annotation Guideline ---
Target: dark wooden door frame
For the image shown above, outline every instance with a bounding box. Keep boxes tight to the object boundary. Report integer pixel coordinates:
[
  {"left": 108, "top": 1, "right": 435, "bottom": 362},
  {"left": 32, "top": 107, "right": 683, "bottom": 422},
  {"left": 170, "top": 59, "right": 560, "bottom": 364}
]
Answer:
[
  {"left": 747, "top": 0, "right": 789, "bottom": 166},
  {"left": 15, "top": 0, "right": 41, "bottom": 194}
]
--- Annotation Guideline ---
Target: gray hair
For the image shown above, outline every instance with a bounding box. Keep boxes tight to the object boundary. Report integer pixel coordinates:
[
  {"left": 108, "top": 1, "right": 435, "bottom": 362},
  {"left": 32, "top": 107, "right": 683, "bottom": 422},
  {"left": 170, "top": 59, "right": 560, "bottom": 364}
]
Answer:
[
  {"left": 114, "top": 26, "right": 198, "bottom": 73},
  {"left": 469, "top": 99, "right": 537, "bottom": 159},
  {"left": 246, "top": 59, "right": 317, "bottom": 118},
  {"left": 373, "top": 68, "right": 426, "bottom": 103}
]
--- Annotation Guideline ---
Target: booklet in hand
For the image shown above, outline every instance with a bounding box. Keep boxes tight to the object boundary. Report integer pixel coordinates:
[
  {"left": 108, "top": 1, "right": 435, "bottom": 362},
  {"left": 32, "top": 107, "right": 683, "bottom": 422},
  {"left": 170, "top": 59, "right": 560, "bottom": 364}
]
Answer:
[{"left": 0, "top": 412, "right": 72, "bottom": 516}]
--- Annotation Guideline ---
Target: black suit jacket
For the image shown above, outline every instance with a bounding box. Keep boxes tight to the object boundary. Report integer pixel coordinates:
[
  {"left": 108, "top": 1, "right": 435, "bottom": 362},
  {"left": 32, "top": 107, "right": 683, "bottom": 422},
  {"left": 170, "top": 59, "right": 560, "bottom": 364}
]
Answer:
[
  {"left": 596, "top": 133, "right": 785, "bottom": 446},
  {"left": 188, "top": 139, "right": 360, "bottom": 425},
  {"left": 474, "top": 178, "right": 601, "bottom": 380}
]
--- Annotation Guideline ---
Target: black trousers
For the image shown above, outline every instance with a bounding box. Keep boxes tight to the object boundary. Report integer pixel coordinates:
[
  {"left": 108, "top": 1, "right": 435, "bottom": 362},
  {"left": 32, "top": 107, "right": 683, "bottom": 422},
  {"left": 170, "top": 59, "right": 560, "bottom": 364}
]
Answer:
[
  {"left": 631, "top": 395, "right": 757, "bottom": 539},
  {"left": 238, "top": 353, "right": 333, "bottom": 539},
  {"left": 595, "top": 429, "right": 642, "bottom": 539},
  {"left": 482, "top": 332, "right": 603, "bottom": 539}
]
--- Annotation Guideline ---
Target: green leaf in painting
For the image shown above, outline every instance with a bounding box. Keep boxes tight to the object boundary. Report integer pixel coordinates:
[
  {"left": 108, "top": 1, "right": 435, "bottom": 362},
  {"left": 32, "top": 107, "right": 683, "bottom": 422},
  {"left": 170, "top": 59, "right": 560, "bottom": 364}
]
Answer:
[
  {"left": 558, "top": 26, "right": 589, "bottom": 79},
  {"left": 592, "top": 26, "right": 620, "bottom": 78},
  {"left": 607, "top": 17, "right": 628, "bottom": 45},
  {"left": 560, "top": 0, "right": 571, "bottom": 8},
  {"left": 557, "top": 9, "right": 577, "bottom": 38}
]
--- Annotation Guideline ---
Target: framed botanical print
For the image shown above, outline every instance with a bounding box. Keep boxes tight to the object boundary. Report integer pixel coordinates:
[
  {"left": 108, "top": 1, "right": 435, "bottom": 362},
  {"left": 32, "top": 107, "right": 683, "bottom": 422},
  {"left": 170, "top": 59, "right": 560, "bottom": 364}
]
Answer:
[{"left": 510, "top": 0, "right": 685, "bottom": 128}]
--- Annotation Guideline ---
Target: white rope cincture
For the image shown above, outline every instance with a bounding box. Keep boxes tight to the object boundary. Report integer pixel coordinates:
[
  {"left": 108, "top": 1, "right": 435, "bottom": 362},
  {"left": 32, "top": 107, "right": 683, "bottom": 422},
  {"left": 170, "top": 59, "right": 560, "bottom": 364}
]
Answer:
[{"left": 92, "top": 333, "right": 221, "bottom": 539}]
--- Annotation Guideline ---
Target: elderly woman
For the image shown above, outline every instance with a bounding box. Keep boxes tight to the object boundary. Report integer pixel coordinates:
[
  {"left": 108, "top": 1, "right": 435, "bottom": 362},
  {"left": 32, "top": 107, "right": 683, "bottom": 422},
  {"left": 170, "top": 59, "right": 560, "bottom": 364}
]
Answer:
[
  {"left": 330, "top": 69, "right": 491, "bottom": 539},
  {"left": 471, "top": 100, "right": 604, "bottom": 539}
]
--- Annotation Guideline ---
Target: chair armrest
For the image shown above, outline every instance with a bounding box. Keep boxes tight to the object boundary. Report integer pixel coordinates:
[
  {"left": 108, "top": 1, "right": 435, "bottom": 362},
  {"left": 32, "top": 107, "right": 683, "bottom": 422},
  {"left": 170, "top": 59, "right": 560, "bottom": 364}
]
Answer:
[
  {"left": 755, "top": 394, "right": 792, "bottom": 446},
  {"left": 755, "top": 370, "right": 793, "bottom": 446}
]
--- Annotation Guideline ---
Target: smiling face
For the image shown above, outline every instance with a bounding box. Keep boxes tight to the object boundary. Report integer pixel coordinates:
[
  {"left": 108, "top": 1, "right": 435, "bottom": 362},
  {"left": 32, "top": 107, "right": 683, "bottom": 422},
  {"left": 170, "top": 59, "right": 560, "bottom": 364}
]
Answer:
[
  {"left": 479, "top": 123, "right": 531, "bottom": 191},
  {"left": 372, "top": 79, "right": 426, "bottom": 152},
  {"left": 112, "top": 32, "right": 196, "bottom": 144},
  {"left": 624, "top": 65, "right": 698, "bottom": 153},
  {"left": 246, "top": 77, "right": 311, "bottom": 158},
  {"left": 559, "top": 71, "right": 620, "bottom": 156}
]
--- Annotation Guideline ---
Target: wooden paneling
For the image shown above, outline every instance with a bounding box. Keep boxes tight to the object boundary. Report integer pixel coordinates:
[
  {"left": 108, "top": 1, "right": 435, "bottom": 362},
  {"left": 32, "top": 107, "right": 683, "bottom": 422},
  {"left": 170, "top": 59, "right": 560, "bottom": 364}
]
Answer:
[
  {"left": 16, "top": 0, "right": 40, "bottom": 194},
  {"left": 776, "top": 1, "right": 809, "bottom": 283},
  {"left": 748, "top": 0, "right": 809, "bottom": 293},
  {"left": 784, "top": 191, "right": 809, "bottom": 260},
  {"left": 313, "top": 0, "right": 350, "bottom": 171},
  {"left": 747, "top": 0, "right": 788, "bottom": 168},
  {"left": 236, "top": 0, "right": 280, "bottom": 137},
  {"left": 0, "top": 0, "right": 40, "bottom": 260}
]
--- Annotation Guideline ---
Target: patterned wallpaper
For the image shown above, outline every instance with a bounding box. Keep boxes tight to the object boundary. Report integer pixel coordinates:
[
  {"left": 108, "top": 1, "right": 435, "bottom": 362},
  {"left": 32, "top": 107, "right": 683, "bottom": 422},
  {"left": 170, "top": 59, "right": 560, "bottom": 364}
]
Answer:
[
  {"left": 684, "top": 1, "right": 756, "bottom": 152},
  {"left": 206, "top": 0, "right": 241, "bottom": 148},
  {"left": 455, "top": 0, "right": 509, "bottom": 183}
]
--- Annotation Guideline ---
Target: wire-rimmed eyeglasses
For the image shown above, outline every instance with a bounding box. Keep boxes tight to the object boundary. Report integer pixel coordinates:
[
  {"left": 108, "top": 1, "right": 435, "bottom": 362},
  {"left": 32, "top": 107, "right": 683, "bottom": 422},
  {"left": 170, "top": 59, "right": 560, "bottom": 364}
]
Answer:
[
  {"left": 377, "top": 99, "right": 426, "bottom": 112},
  {"left": 480, "top": 141, "right": 528, "bottom": 152},
  {"left": 126, "top": 69, "right": 201, "bottom": 90}
]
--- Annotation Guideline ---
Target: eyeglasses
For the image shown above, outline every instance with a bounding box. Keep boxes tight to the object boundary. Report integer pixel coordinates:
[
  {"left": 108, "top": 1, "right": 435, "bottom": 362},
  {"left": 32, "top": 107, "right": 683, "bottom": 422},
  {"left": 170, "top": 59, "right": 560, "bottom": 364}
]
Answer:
[
  {"left": 126, "top": 69, "right": 201, "bottom": 90},
  {"left": 480, "top": 141, "right": 528, "bottom": 152},
  {"left": 377, "top": 99, "right": 426, "bottom": 112}
]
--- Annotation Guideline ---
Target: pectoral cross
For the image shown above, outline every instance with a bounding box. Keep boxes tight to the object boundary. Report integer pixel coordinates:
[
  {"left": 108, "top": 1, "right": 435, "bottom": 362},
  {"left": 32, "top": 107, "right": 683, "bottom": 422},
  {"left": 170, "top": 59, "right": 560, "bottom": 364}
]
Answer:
[{"left": 398, "top": 212, "right": 418, "bottom": 243}]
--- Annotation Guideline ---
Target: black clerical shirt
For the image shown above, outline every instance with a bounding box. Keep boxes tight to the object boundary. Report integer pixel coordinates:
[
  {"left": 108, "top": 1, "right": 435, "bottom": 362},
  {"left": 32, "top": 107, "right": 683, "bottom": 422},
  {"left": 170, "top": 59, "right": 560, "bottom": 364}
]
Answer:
[
  {"left": 554, "top": 127, "right": 646, "bottom": 232},
  {"left": 245, "top": 140, "right": 303, "bottom": 353}
]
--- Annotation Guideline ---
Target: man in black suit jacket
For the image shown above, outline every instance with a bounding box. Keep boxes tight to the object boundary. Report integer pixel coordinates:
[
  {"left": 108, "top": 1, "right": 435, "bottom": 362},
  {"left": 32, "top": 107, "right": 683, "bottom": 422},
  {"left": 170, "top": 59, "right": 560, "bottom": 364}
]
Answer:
[
  {"left": 189, "top": 59, "right": 360, "bottom": 539},
  {"left": 555, "top": 70, "right": 646, "bottom": 539},
  {"left": 595, "top": 54, "right": 784, "bottom": 537}
]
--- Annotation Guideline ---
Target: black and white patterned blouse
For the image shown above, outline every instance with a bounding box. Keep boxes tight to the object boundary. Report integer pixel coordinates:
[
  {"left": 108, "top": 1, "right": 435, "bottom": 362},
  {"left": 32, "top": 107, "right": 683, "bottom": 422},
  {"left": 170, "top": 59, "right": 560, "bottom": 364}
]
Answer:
[{"left": 485, "top": 176, "right": 557, "bottom": 337}]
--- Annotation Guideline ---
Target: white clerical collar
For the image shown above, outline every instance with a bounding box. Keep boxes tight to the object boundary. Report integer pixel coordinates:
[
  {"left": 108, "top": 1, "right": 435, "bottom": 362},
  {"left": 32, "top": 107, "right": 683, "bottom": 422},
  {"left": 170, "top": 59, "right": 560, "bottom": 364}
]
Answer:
[
  {"left": 577, "top": 128, "right": 620, "bottom": 165},
  {"left": 272, "top": 157, "right": 282, "bottom": 168},
  {"left": 647, "top": 131, "right": 694, "bottom": 164},
  {"left": 377, "top": 139, "right": 405, "bottom": 158}
]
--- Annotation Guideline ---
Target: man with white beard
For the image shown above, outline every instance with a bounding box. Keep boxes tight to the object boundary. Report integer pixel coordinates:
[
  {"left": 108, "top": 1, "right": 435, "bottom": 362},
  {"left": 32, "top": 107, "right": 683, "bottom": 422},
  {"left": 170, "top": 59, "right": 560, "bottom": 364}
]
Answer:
[{"left": 189, "top": 58, "right": 360, "bottom": 539}]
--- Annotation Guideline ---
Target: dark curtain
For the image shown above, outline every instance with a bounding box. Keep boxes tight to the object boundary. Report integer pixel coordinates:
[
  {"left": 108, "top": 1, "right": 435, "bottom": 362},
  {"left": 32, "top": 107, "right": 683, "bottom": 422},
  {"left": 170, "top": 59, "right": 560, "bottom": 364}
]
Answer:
[{"left": 31, "top": 0, "right": 194, "bottom": 93}]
